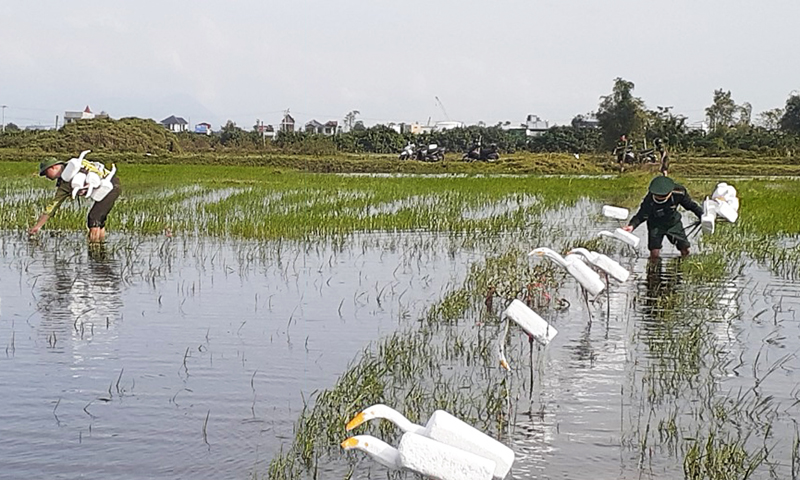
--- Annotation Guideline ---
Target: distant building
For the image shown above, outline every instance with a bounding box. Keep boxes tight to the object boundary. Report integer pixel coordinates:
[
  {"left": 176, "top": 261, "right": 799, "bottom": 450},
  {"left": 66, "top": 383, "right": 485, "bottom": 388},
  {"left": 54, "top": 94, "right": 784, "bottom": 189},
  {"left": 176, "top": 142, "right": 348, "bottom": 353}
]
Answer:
[
  {"left": 64, "top": 105, "right": 109, "bottom": 124},
  {"left": 305, "top": 119, "right": 324, "bottom": 134},
  {"left": 687, "top": 121, "right": 709, "bottom": 133},
  {"left": 434, "top": 121, "right": 464, "bottom": 132},
  {"left": 280, "top": 113, "right": 295, "bottom": 133},
  {"left": 571, "top": 115, "right": 600, "bottom": 129},
  {"left": 410, "top": 122, "right": 434, "bottom": 135},
  {"left": 387, "top": 122, "right": 412, "bottom": 134},
  {"left": 304, "top": 119, "right": 340, "bottom": 135},
  {"left": 525, "top": 114, "right": 549, "bottom": 137},
  {"left": 323, "top": 120, "right": 339, "bottom": 135},
  {"left": 256, "top": 123, "right": 276, "bottom": 140},
  {"left": 161, "top": 115, "right": 189, "bottom": 133},
  {"left": 194, "top": 122, "right": 212, "bottom": 135}
]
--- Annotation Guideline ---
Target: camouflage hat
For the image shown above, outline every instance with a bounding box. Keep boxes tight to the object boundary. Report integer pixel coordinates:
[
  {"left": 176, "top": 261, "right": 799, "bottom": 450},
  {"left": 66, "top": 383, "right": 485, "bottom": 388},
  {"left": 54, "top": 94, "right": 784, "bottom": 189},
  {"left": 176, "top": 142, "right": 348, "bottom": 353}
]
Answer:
[
  {"left": 648, "top": 176, "right": 675, "bottom": 196},
  {"left": 39, "top": 157, "right": 65, "bottom": 176}
]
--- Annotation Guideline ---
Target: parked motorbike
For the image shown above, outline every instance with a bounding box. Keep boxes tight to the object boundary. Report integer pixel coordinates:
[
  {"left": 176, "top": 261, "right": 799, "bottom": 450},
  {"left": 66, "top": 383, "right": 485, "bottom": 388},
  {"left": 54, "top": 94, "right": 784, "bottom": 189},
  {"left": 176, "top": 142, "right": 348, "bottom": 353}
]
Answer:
[
  {"left": 415, "top": 144, "right": 445, "bottom": 162},
  {"left": 399, "top": 143, "right": 416, "bottom": 161},
  {"left": 462, "top": 143, "right": 499, "bottom": 162}
]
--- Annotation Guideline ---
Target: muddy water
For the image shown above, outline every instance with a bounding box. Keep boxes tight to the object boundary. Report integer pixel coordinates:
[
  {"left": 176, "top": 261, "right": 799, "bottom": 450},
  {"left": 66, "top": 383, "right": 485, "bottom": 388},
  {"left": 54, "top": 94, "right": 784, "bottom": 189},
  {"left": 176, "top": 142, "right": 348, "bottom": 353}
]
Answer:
[
  {"left": 2, "top": 199, "right": 800, "bottom": 480},
  {"left": 0, "top": 233, "right": 482, "bottom": 479}
]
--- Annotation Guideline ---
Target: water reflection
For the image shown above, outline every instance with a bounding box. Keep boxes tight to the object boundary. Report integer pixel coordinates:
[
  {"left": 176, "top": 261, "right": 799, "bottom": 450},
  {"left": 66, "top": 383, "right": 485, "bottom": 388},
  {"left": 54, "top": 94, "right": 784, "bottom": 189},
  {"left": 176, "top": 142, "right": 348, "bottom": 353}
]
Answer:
[
  {"left": 36, "top": 242, "right": 123, "bottom": 349},
  {"left": 641, "top": 257, "right": 682, "bottom": 321}
]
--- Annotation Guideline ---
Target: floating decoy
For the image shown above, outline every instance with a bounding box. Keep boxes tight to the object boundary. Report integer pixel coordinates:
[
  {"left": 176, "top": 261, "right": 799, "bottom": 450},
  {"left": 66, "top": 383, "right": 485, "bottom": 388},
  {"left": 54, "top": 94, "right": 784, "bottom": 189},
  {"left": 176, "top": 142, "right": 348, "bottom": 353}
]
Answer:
[
  {"left": 597, "top": 228, "right": 640, "bottom": 249},
  {"left": 498, "top": 299, "right": 557, "bottom": 371},
  {"left": 528, "top": 247, "right": 605, "bottom": 297},
  {"left": 342, "top": 433, "right": 496, "bottom": 480},
  {"left": 501, "top": 299, "right": 557, "bottom": 345},
  {"left": 566, "top": 247, "right": 630, "bottom": 283},
  {"left": 601, "top": 205, "right": 629, "bottom": 220},
  {"left": 346, "top": 404, "right": 515, "bottom": 479}
]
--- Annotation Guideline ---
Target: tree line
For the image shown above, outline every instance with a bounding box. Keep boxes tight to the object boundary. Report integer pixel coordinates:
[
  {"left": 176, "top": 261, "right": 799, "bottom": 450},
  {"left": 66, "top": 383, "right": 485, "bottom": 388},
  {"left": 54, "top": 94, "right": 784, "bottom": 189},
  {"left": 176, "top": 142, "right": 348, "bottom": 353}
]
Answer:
[{"left": 2, "top": 79, "right": 799, "bottom": 157}]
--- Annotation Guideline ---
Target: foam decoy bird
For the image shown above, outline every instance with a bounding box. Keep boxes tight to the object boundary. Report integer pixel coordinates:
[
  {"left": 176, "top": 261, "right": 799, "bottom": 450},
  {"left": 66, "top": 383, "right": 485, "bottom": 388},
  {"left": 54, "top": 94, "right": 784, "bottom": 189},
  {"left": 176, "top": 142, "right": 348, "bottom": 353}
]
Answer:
[
  {"left": 342, "top": 433, "right": 496, "bottom": 480},
  {"left": 528, "top": 247, "right": 605, "bottom": 297},
  {"left": 497, "top": 299, "right": 557, "bottom": 371},
  {"left": 601, "top": 205, "right": 629, "bottom": 220},
  {"left": 597, "top": 228, "right": 641, "bottom": 249},
  {"left": 501, "top": 299, "right": 557, "bottom": 346},
  {"left": 566, "top": 247, "right": 630, "bottom": 283},
  {"left": 346, "top": 404, "right": 515, "bottom": 480}
]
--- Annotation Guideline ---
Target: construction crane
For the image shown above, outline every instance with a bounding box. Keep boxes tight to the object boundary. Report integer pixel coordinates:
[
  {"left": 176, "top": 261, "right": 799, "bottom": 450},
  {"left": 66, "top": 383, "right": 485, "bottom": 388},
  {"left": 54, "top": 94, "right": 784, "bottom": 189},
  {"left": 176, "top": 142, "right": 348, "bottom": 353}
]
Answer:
[{"left": 435, "top": 96, "right": 450, "bottom": 121}]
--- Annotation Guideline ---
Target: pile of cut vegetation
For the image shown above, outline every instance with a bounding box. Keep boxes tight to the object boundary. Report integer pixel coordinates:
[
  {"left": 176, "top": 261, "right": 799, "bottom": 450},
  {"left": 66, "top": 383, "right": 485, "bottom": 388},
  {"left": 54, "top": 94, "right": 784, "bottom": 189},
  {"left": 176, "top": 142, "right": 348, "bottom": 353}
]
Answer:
[{"left": 0, "top": 117, "right": 181, "bottom": 155}]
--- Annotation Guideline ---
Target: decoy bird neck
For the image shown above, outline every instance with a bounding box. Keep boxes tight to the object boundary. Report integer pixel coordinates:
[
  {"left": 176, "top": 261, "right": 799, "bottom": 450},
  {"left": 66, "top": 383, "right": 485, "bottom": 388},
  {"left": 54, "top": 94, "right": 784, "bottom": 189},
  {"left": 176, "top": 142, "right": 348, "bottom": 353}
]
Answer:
[{"left": 342, "top": 435, "right": 401, "bottom": 470}]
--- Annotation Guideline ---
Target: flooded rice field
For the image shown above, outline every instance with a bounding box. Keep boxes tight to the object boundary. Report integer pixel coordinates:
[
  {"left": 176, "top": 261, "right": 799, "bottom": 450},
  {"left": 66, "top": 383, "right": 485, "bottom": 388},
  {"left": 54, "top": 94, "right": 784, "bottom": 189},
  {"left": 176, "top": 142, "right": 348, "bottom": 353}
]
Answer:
[
  {"left": 0, "top": 233, "right": 482, "bottom": 479},
  {"left": 2, "top": 179, "right": 800, "bottom": 479}
]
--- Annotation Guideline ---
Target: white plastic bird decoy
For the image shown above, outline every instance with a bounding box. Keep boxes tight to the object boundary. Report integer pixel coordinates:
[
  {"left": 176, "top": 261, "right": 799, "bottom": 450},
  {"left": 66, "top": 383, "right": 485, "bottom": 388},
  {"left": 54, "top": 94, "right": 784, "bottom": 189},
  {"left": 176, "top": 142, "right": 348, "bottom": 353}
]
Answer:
[
  {"left": 502, "top": 299, "right": 558, "bottom": 345},
  {"left": 566, "top": 247, "right": 630, "bottom": 283},
  {"left": 701, "top": 197, "right": 718, "bottom": 234},
  {"left": 597, "top": 228, "right": 640, "bottom": 249},
  {"left": 528, "top": 247, "right": 605, "bottom": 297},
  {"left": 498, "top": 299, "right": 557, "bottom": 372},
  {"left": 601, "top": 205, "right": 629, "bottom": 220},
  {"left": 347, "top": 404, "right": 514, "bottom": 480},
  {"left": 342, "top": 433, "right": 496, "bottom": 480}
]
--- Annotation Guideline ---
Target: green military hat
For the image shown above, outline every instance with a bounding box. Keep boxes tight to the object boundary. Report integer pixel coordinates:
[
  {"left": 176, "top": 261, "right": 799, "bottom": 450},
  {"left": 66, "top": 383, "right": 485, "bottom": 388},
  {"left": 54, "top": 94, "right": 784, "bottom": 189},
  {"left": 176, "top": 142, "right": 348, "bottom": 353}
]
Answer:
[
  {"left": 648, "top": 176, "right": 675, "bottom": 195},
  {"left": 39, "top": 157, "right": 65, "bottom": 176}
]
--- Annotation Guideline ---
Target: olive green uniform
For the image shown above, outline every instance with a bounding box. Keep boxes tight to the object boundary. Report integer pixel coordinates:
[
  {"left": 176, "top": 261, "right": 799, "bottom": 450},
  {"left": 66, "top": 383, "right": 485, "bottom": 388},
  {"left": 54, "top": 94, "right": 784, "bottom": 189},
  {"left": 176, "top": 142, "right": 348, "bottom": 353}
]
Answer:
[
  {"left": 628, "top": 183, "right": 703, "bottom": 251},
  {"left": 45, "top": 176, "right": 121, "bottom": 229}
]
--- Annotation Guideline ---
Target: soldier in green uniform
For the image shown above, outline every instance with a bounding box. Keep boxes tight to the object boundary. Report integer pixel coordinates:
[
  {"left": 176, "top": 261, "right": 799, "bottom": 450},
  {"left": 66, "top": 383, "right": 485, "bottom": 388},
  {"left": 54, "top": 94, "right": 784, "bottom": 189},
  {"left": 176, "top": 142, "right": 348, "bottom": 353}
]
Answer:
[
  {"left": 613, "top": 134, "right": 631, "bottom": 171},
  {"left": 29, "top": 157, "right": 121, "bottom": 243},
  {"left": 623, "top": 176, "right": 703, "bottom": 261},
  {"left": 654, "top": 138, "right": 669, "bottom": 175}
]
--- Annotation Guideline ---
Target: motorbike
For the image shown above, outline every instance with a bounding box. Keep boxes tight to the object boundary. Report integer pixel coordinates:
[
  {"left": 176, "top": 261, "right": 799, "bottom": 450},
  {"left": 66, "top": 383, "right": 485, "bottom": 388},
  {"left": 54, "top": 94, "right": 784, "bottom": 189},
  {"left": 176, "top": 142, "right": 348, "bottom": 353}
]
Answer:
[
  {"left": 415, "top": 144, "right": 445, "bottom": 162},
  {"left": 399, "top": 143, "right": 416, "bottom": 161},
  {"left": 462, "top": 143, "right": 499, "bottom": 162}
]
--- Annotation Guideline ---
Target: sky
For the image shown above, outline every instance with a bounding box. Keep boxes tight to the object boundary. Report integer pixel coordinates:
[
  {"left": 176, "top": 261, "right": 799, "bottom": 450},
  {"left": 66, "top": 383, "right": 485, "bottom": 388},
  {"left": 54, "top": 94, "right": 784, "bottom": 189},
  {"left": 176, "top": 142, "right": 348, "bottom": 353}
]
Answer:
[{"left": 1, "top": 0, "right": 798, "bottom": 131}]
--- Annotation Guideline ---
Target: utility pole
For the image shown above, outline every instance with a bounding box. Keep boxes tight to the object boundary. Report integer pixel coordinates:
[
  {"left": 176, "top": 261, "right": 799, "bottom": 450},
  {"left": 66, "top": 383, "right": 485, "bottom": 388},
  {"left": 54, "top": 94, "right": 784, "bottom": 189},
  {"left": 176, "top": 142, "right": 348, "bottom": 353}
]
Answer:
[{"left": 1, "top": 105, "right": 6, "bottom": 133}]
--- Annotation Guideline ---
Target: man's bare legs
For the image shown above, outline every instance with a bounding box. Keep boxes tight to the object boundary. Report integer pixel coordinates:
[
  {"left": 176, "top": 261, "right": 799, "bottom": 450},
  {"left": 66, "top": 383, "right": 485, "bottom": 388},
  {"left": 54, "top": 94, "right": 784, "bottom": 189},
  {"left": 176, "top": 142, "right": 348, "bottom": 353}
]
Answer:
[{"left": 88, "top": 227, "right": 106, "bottom": 243}]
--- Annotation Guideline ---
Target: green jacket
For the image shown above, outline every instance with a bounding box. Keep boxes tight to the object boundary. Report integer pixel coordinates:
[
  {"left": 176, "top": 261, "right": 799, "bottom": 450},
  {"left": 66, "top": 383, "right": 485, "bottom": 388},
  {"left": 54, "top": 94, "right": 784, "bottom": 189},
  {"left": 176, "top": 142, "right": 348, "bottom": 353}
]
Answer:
[
  {"left": 628, "top": 184, "right": 703, "bottom": 229},
  {"left": 43, "top": 178, "right": 73, "bottom": 217}
]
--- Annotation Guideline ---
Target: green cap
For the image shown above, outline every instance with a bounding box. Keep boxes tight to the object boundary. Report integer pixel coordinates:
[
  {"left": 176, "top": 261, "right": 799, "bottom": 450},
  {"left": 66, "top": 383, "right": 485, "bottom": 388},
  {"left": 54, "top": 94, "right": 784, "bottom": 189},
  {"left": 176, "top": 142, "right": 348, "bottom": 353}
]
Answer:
[
  {"left": 39, "top": 157, "right": 65, "bottom": 176},
  {"left": 648, "top": 176, "right": 675, "bottom": 196}
]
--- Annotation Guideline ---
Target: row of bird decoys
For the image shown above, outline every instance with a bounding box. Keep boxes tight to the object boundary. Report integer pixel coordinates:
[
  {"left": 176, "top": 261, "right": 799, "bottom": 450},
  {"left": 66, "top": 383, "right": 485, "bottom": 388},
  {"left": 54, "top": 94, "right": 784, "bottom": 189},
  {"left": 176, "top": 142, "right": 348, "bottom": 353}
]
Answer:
[
  {"left": 340, "top": 206, "right": 638, "bottom": 479},
  {"left": 497, "top": 205, "right": 637, "bottom": 370},
  {"left": 341, "top": 194, "right": 743, "bottom": 478}
]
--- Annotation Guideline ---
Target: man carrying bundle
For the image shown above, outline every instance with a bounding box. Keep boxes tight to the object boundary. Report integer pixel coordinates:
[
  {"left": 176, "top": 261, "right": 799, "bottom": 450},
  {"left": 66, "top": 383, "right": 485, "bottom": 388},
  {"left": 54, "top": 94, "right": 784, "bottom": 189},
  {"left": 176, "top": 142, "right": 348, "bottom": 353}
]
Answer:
[
  {"left": 29, "top": 156, "right": 121, "bottom": 243},
  {"left": 623, "top": 176, "right": 703, "bottom": 261}
]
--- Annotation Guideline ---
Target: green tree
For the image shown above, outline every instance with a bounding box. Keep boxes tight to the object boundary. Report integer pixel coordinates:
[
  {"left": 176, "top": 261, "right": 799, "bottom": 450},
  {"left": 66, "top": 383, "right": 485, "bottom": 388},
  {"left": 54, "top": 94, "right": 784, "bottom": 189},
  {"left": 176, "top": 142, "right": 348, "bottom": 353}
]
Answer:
[
  {"left": 596, "top": 77, "right": 647, "bottom": 149},
  {"left": 756, "top": 108, "right": 784, "bottom": 130},
  {"left": 779, "top": 94, "right": 800, "bottom": 134},
  {"left": 645, "top": 106, "right": 687, "bottom": 149},
  {"left": 705, "top": 89, "right": 738, "bottom": 131},
  {"left": 4, "top": 122, "right": 20, "bottom": 132},
  {"left": 737, "top": 102, "right": 752, "bottom": 126},
  {"left": 344, "top": 110, "right": 360, "bottom": 132},
  {"left": 220, "top": 120, "right": 246, "bottom": 147}
]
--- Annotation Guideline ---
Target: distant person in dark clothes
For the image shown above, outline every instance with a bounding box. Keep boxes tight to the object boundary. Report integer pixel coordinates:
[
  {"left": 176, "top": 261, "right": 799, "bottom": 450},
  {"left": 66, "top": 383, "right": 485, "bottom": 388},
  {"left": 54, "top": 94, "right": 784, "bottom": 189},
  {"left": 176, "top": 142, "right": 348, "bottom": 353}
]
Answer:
[
  {"left": 623, "top": 176, "right": 703, "bottom": 261},
  {"left": 654, "top": 138, "right": 669, "bottom": 175}
]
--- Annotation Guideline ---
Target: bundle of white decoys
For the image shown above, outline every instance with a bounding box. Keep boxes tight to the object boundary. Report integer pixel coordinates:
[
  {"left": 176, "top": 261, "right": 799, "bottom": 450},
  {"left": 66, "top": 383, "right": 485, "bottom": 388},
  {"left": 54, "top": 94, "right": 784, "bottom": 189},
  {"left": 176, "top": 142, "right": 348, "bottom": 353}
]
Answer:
[
  {"left": 598, "top": 205, "right": 641, "bottom": 249},
  {"left": 701, "top": 182, "right": 739, "bottom": 234},
  {"left": 60, "top": 150, "right": 117, "bottom": 201},
  {"left": 343, "top": 403, "right": 515, "bottom": 480}
]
